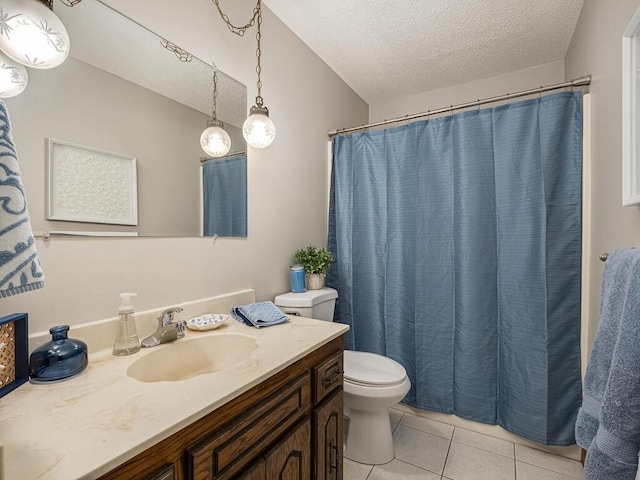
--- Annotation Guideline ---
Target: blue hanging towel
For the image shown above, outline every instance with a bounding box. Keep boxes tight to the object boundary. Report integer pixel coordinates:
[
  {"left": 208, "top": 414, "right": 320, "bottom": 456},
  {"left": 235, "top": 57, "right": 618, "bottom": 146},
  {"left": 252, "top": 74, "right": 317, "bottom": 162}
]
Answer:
[
  {"left": 0, "top": 100, "right": 44, "bottom": 297},
  {"left": 578, "top": 248, "right": 640, "bottom": 479},
  {"left": 231, "top": 301, "right": 289, "bottom": 328}
]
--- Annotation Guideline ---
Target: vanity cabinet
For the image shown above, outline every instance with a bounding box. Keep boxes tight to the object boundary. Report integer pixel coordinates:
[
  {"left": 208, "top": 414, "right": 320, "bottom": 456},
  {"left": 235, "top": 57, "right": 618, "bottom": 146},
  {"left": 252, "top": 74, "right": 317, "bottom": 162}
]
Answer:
[{"left": 97, "top": 336, "right": 343, "bottom": 480}]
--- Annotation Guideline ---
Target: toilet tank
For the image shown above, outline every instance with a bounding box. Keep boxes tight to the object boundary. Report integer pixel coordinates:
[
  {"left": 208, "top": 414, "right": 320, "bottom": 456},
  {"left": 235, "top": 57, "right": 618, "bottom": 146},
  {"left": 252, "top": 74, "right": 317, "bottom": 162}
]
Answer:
[{"left": 274, "top": 287, "right": 338, "bottom": 321}]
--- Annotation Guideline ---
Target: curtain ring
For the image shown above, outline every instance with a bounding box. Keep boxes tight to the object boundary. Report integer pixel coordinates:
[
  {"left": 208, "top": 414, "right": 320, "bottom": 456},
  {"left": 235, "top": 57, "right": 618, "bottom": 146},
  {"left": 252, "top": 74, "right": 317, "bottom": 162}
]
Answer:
[
  {"left": 476, "top": 99, "right": 481, "bottom": 111},
  {"left": 426, "top": 109, "right": 431, "bottom": 121},
  {"left": 538, "top": 87, "right": 543, "bottom": 100}
]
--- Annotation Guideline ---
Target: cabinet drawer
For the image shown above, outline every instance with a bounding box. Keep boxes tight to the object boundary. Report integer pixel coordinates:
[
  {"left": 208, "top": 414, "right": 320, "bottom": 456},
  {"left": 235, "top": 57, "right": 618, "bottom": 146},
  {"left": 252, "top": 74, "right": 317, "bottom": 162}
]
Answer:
[
  {"left": 313, "top": 351, "right": 343, "bottom": 403},
  {"left": 187, "top": 372, "right": 311, "bottom": 480}
]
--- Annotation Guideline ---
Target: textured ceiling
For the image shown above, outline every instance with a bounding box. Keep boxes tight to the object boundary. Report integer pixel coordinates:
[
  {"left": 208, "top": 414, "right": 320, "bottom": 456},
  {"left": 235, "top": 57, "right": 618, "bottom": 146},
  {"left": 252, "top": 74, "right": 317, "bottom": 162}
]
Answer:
[{"left": 262, "top": 0, "right": 584, "bottom": 105}]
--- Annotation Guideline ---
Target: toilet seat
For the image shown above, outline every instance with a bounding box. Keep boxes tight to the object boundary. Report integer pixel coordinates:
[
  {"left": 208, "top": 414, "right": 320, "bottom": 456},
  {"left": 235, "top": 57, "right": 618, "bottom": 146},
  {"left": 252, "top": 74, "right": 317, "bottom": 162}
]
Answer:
[{"left": 344, "top": 350, "right": 407, "bottom": 387}]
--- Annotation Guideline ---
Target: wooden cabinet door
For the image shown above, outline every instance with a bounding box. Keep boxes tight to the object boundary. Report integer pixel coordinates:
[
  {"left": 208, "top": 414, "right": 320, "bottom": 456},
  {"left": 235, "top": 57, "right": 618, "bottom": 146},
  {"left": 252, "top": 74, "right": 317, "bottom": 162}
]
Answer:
[
  {"left": 264, "top": 418, "right": 311, "bottom": 480},
  {"left": 313, "top": 389, "right": 343, "bottom": 480},
  {"left": 235, "top": 458, "right": 265, "bottom": 480}
]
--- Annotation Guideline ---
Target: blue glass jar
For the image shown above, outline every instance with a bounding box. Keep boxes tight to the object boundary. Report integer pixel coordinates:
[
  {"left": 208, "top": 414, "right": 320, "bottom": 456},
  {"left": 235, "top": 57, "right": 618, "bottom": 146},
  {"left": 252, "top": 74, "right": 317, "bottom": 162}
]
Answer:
[
  {"left": 290, "top": 265, "right": 306, "bottom": 293},
  {"left": 29, "top": 325, "right": 88, "bottom": 382}
]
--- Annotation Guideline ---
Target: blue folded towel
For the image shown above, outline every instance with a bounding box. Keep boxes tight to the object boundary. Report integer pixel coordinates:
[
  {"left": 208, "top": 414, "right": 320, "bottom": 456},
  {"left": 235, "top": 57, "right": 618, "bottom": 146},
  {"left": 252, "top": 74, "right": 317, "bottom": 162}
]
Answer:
[
  {"left": 0, "top": 100, "right": 44, "bottom": 297},
  {"left": 578, "top": 248, "right": 640, "bottom": 480},
  {"left": 231, "top": 301, "right": 289, "bottom": 328}
]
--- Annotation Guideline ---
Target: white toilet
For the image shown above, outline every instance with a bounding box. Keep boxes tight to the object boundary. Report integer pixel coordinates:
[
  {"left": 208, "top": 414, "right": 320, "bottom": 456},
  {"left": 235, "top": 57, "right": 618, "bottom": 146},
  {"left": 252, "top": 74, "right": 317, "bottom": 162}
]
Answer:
[{"left": 274, "top": 287, "right": 411, "bottom": 465}]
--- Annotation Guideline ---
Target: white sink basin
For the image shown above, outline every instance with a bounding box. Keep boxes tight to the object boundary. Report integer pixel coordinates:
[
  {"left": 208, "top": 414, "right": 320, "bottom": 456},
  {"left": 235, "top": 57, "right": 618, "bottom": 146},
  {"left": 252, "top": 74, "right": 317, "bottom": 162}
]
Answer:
[{"left": 126, "top": 333, "right": 258, "bottom": 382}]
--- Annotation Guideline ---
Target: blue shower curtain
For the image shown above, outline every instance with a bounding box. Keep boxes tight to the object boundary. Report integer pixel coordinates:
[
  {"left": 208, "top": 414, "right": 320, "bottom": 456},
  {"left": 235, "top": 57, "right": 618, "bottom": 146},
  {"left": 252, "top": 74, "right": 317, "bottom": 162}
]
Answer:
[
  {"left": 202, "top": 154, "right": 247, "bottom": 237},
  {"left": 327, "top": 92, "right": 582, "bottom": 445}
]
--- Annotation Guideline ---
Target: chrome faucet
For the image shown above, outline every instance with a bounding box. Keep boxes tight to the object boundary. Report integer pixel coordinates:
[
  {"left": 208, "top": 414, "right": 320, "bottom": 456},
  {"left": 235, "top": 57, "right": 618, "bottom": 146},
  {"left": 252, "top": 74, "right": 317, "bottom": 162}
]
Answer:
[{"left": 141, "top": 307, "right": 186, "bottom": 348}]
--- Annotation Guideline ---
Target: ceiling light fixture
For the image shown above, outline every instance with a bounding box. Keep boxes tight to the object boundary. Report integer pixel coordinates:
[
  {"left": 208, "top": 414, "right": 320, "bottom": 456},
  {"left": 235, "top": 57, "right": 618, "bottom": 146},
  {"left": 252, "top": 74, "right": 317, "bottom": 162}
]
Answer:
[
  {"left": 0, "top": 50, "right": 28, "bottom": 98},
  {"left": 212, "top": 0, "right": 275, "bottom": 149},
  {"left": 201, "top": 67, "right": 231, "bottom": 157},
  {"left": 0, "top": 0, "right": 70, "bottom": 69}
]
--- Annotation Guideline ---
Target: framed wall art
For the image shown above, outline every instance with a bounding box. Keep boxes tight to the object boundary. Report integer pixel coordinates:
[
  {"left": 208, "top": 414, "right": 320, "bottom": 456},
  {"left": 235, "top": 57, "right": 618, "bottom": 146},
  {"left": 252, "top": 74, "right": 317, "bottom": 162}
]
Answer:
[{"left": 47, "top": 139, "right": 138, "bottom": 225}]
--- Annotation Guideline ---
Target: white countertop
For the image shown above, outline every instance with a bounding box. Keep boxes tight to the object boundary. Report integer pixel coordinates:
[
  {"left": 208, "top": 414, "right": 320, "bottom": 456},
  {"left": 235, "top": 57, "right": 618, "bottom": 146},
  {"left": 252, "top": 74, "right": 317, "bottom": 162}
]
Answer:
[{"left": 0, "top": 315, "right": 348, "bottom": 480}]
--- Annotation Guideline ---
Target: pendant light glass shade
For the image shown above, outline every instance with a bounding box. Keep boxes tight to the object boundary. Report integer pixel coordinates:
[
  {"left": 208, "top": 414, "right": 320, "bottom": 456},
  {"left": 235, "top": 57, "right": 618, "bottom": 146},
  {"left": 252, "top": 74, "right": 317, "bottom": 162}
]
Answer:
[
  {"left": 0, "top": 50, "right": 27, "bottom": 98},
  {"left": 201, "top": 120, "right": 231, "bottom": 157},
  {"left": 0, "top": 0, "right": 70, "bottom": 69},
  {"left": 242, "top": 106, "right": 275, "bottom": 149}
]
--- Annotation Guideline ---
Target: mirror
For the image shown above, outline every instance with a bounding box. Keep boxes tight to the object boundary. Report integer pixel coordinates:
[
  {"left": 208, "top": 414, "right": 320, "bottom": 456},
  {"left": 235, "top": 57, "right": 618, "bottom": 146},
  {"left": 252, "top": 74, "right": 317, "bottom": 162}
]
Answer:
[{"left": 5, "top": 0, "right": 248, "bottom": 237}]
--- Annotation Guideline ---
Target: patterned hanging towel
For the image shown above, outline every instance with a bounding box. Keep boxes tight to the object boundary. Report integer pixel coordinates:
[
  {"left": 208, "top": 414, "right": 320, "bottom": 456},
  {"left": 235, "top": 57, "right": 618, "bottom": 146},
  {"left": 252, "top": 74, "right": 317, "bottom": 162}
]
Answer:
[{"left": 0, "top": 100, "right": 44, "bottom": 297}]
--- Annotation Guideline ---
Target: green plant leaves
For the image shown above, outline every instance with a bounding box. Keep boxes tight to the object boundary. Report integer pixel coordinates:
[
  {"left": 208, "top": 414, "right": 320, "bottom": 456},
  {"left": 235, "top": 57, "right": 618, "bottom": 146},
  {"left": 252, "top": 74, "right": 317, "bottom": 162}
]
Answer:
[{"left": 294, "top": 245, "right": 334, "bottom": 275}]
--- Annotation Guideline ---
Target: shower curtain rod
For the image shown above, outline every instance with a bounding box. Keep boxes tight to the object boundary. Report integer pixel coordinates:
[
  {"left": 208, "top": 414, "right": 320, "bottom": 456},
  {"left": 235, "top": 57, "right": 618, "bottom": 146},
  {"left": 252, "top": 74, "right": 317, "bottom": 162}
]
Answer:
[
  {"left": 328, "top": 75, "right": 591, "bottom": 137},
  {"left": 200, "top": 151, "right": 246, "bottom": 163}
]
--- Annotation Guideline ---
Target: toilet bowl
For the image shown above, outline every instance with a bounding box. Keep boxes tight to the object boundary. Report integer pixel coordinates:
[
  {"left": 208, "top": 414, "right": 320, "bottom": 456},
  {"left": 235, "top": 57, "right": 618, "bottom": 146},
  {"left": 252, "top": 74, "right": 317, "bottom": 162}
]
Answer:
[
  {"left": 343, "top": 350, "right": 411, "bottom": 464},
  {"left": 274, "top": 287, "right": 411, "bottom": 465}
]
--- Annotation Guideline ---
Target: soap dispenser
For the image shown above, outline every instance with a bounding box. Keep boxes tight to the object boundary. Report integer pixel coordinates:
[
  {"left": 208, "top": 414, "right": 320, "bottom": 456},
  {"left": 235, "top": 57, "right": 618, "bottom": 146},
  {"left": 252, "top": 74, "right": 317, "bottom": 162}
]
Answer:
[{"left": 113, "top": 292, "right": 140, "bottom": 356}]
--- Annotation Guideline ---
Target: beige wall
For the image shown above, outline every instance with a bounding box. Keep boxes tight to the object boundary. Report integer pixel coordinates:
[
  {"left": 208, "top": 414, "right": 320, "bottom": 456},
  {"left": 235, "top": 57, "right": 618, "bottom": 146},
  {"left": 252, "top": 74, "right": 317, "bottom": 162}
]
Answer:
[
  {"left": 565, "top": 0, "right": 640, "bottom": 357},
  {"left": 369, "top": 61, "right": 564, "bottom": 122},
  {"left": 0, "top": 0, "right": 368, "bottom": 333}
]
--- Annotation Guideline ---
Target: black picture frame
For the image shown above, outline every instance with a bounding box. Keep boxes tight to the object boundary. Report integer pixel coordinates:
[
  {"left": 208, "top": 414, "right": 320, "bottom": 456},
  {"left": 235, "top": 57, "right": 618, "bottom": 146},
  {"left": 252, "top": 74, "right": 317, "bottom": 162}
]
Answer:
[{"left": 0, "top": 313, "right": 28, "bottom": 399}]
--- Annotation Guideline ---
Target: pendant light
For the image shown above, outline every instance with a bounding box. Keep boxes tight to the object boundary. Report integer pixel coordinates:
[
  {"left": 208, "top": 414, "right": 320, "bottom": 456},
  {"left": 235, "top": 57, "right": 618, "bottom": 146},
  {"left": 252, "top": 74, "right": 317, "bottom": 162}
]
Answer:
[
  {"left": 242, "top": 0, "right": 275, "bottom": 149},
  {"left": 212, "top": 0, "right": 275, "bottom": 149},
  {"left": 0, "top": 50, "right": 28, "bottom": 98},
  {"left": 200, "top": 67, "right": 231, "bottom": 157},
  {"left": 0, "top": 0, "right": 70, "bottom": 69}
]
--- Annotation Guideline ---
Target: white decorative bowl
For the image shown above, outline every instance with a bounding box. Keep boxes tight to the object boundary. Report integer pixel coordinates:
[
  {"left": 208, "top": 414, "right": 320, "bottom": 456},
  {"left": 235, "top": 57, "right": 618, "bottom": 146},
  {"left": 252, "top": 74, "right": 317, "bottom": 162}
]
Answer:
[{"left": 185, "top": 314, "right": 229, "bottom": 331}]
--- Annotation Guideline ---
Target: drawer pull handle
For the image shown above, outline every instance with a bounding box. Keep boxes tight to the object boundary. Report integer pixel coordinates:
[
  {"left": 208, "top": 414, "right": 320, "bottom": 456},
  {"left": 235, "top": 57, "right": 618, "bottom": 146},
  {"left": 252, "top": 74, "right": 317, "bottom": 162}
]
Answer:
[
  {"left": 322, "top": 365, "right": 343, "bottom": 388},
  {"left": 329, "top": 440, "right": 339, "bottom": 473}
]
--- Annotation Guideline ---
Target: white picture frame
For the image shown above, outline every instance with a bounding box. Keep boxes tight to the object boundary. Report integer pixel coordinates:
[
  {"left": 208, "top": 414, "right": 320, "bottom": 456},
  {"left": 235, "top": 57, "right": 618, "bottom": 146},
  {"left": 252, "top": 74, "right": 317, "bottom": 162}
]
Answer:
[
  {"left": 622, "top": 6, "right": 640, "bottom": 206},
  {"left": 47, "top": 139, "right": 138, "bottom": 225}
]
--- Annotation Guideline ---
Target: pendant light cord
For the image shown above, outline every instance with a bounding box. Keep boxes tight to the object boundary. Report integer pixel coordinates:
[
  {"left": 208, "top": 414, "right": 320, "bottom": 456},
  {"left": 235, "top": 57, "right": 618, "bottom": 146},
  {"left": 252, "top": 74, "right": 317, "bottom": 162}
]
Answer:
[
  {"left": 211, "top": 69, "right": 219, "bottom": 120},
  {"left": 211, "top": 0, "right": 260, "bottom": 36},
  {"left": 211, "top": 0, "right": 264, "bottom": 107},
  {"left": 255, "top": 1, "right": 263, "bottom": 106}
]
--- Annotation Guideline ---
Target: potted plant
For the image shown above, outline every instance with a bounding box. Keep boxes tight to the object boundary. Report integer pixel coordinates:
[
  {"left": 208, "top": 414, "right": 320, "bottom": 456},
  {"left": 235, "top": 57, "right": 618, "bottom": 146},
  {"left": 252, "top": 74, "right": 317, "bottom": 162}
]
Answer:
[{"left": 294, "top": 245, "right": 334, "bottom": 290}]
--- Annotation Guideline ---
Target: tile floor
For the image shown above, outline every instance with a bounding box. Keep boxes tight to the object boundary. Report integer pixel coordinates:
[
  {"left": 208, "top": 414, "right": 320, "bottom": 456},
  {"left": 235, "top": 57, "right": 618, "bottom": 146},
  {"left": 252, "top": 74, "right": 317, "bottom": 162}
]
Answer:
[{"left": 344, "top": 409, "right": 585, "bottom": 480}]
